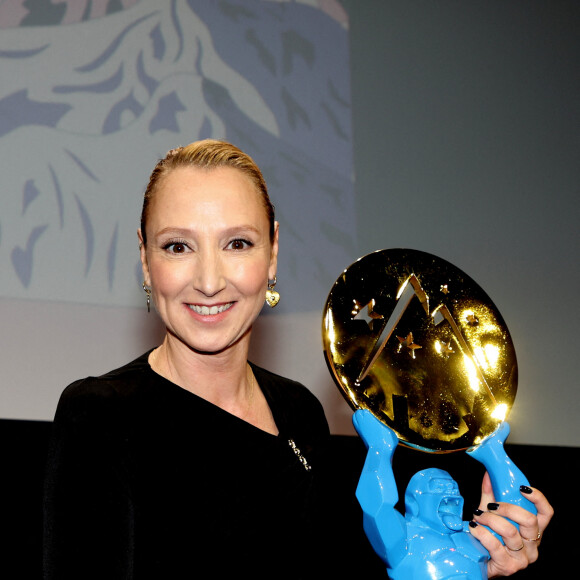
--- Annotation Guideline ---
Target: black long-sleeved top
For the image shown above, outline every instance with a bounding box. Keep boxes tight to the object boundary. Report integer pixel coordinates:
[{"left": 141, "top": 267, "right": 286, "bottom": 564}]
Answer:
[{"left": 43, "top": 352, "right": 343, "bottom": 579}]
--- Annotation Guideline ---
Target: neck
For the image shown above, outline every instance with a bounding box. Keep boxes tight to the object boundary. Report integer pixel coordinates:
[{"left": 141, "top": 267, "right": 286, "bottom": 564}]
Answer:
[{"left": 150, "top": 334, "right": 253, "bottom": 410}]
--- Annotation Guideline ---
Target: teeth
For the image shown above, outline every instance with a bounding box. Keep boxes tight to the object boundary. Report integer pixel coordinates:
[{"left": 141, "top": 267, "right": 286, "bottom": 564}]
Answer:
[
  {"left": 439, "top": 498, "right": 460, "bottom": 513},
  {"left": 189, "top": 303, "right": 232, "bottom": 315}
]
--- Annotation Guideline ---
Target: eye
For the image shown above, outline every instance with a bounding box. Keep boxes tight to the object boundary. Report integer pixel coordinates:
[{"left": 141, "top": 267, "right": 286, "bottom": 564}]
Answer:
[
  {"left": 227, "top": 238, "right": 253, "bottom": 251},
  {"left": 163, "top": 240, "right": 190, "bottom": 254}
]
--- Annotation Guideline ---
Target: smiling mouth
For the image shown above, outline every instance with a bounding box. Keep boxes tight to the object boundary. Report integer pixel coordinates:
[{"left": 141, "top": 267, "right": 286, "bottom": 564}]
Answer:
[{"left": 188, "top": 303, "right": 233, "bottom": 316}]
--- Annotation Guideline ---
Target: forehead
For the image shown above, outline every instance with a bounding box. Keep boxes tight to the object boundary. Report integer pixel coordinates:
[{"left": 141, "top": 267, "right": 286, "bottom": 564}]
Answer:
[
  {"left": 158, "top": 164, "right": 257, "bottom": 195},
  {"left": 150, "top": 165, "right": 265, "bottom": 218},
  {"left": 428, "top": 478, "right": 459, "bottom": 494}
]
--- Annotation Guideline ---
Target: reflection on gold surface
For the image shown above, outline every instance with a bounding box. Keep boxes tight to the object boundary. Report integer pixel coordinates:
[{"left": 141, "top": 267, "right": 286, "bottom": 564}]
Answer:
[
  {"left": 322, "top": 249, "right": 518, "bottom": 453},
  {"left": 491, "top": 403, "right": 508, "bottom": 421}
]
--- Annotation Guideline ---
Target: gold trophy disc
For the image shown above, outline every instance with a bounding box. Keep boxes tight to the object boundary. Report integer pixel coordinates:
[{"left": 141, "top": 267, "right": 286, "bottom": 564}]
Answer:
[{"left": 322, "top": 249, "right": 517, "bottom": 453}]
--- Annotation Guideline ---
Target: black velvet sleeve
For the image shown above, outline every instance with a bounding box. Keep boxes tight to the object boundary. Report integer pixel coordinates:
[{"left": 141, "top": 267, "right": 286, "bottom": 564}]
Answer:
[{"left": 43, "top": 379, "right": 134, "bottom": 580}]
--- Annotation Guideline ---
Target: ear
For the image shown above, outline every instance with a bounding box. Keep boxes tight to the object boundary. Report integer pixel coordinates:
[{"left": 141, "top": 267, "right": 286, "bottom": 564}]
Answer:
[
  {"left": 268, "top": 221, "right": 279, "bottom": 280},
  {"left": 137, "top": 229, "right": 151, "bottom": 286}
]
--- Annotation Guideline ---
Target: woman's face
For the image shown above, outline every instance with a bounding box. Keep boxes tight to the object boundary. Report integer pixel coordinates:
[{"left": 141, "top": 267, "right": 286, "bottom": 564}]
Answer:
[{"left": 139, "top": 165, "right": 278, "bottom": 355}]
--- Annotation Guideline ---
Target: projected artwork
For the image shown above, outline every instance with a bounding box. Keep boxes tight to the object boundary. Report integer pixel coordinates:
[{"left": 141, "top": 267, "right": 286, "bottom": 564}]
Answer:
[{"left": 0, "top": 0, "right": 354, "bottom": 312}]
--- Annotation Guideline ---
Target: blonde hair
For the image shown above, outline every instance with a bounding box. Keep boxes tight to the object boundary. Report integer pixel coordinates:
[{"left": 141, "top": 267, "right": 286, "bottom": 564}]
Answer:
[{"left": 140, "top": 139, "right": 275, "bottom": 245}]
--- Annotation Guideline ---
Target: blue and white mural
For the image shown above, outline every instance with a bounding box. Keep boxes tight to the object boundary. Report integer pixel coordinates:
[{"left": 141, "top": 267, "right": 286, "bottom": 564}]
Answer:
[{"left": 0, "top": 0, "right": 354, "bottom": 313}]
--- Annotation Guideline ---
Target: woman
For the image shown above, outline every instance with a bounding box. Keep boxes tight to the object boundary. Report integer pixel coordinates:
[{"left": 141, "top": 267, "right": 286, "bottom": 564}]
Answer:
[{"left": 43, "top": 139, "right": 551, "bottom": 579}]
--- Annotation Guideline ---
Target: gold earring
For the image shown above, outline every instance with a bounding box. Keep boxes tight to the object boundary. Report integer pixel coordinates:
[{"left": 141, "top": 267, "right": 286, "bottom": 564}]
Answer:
[
  {"left": 265, "top": 276, "right": 280, "bottom": 308},
  {"left": 142, "top": 282, "right": 152, "bottom": 313}
]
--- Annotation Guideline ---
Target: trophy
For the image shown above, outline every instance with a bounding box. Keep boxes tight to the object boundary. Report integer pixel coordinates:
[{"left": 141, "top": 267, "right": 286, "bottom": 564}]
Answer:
[{"left": 322, "top": 249, "right": 536, "bottom": 579}]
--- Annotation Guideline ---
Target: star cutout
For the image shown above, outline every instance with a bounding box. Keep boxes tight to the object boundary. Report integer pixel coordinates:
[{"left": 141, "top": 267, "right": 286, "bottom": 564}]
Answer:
[
  {"left": 397, "top": 332, "right": 422, "bottom": 358},
  {"left": 439, "top": 341, "right": 455, "bottom": 357},
  {"left": 466, "top": 313, "right": 479, "bottom": 326},
  {"left": 353, "top": 299, "right": 383, "bottom": 328},
  {"left": 440, "top": 284, "right": 449, "bottom": 294}
]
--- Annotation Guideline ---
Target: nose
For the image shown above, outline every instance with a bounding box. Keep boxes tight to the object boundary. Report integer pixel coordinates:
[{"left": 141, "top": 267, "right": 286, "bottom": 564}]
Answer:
[{"left": 192, "top": 250, "right": 226, "bottom": 297}]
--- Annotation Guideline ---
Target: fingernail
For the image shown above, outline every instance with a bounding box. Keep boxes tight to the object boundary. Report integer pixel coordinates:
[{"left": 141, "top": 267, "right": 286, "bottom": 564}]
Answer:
[
  {"left": 487, "top": 502, "right": 500, "bottom": 510},
  {"left": 473, "top": 509, "right": 484, "bottom": 516},
  {"left": 520, "top": 485, "right": 533, "bottom": 494},
  {"left": 469, "top": 521, "right": 478, "bottom": 528}
]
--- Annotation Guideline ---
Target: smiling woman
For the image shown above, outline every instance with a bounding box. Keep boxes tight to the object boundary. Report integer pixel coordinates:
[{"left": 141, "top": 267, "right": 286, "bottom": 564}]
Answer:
[{"left": 42, "top": 140, "right": 353, "bottom": 579}]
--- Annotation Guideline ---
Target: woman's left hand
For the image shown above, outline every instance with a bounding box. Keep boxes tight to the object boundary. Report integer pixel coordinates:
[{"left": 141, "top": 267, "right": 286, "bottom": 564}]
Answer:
[{"left": 469, "top": 472, "right": 554, "bottom": 577}]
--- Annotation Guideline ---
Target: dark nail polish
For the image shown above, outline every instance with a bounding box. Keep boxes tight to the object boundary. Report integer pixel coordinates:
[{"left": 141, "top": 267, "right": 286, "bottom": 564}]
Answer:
[
  {"left": 469, "top": 521, "right": 478, "bottom": 528},
  {"left": 487, "top": 502, "right": 500, "bottom": 510},
  {"left": 520, "top": 485, "right": 533, "bottom": 494},
  {"left": 473, "top": 509, "right": 484, "bottom": 516}
]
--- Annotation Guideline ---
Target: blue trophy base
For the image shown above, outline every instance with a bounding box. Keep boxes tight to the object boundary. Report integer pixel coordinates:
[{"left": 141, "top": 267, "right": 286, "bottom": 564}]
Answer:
[{"left": 353, "top": 410, "right": 536, "bottom": 580}]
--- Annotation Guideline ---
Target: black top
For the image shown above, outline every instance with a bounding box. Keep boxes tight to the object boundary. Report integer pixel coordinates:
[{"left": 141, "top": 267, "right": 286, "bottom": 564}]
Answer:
[{"left": 43, "top": 352, "right": 352, "bottom": 579}]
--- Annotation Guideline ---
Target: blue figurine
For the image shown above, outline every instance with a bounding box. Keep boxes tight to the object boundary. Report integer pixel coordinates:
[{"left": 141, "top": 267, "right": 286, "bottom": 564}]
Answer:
[{"left": 353, "top": 409, "right": 536, "bottom": 580}]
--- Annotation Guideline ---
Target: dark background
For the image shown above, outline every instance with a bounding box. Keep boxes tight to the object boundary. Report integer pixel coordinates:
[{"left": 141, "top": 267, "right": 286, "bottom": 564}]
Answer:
[{"left": 0, "top": 420, "right": 573, "bottom": 577}]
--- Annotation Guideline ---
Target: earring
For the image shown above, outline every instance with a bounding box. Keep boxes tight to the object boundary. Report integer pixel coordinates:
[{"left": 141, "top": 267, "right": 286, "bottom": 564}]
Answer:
[
  {"left": 265, "top": 276, "right": 280, "bottom": 308},
  {"left": 142, "top": 282, "right": 152, "bottom": 313}
]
